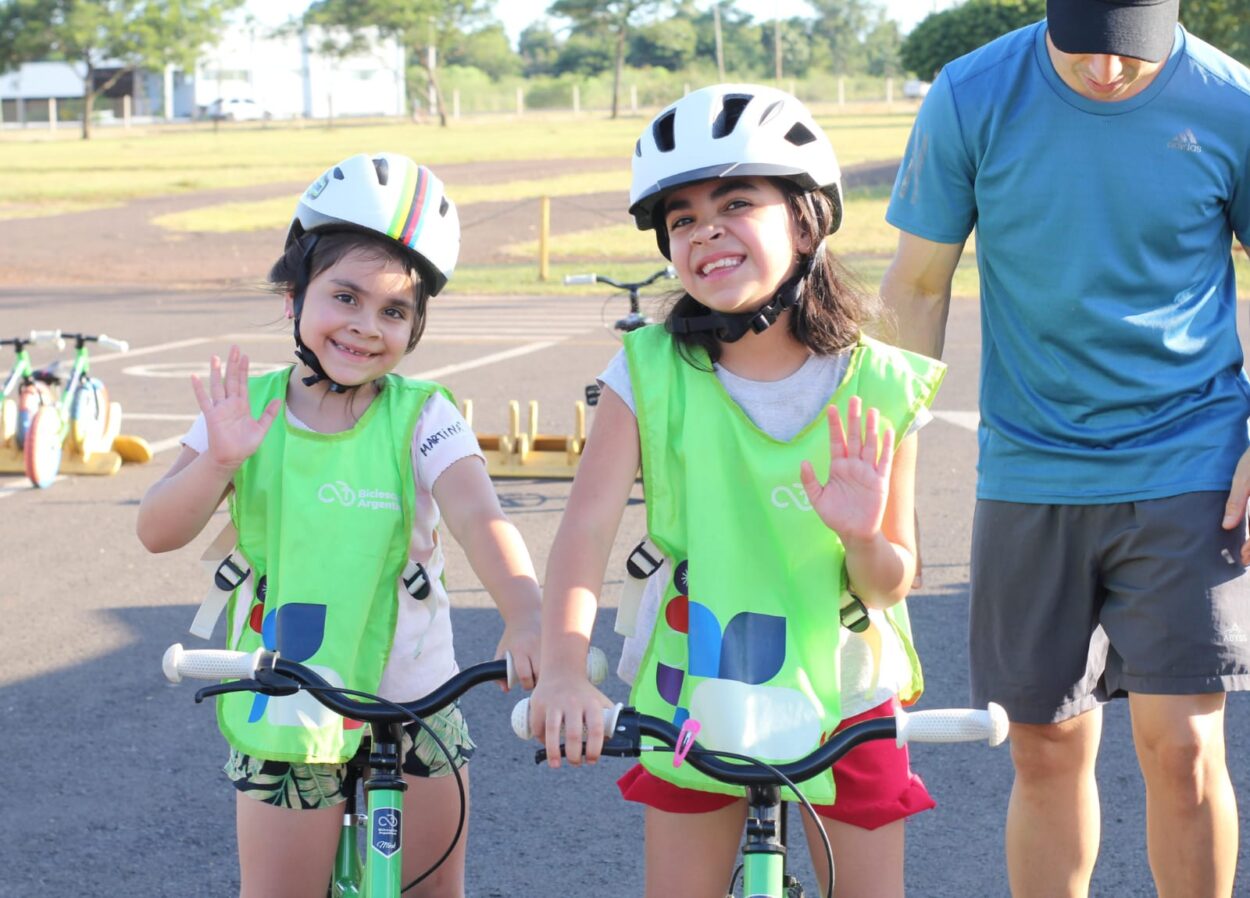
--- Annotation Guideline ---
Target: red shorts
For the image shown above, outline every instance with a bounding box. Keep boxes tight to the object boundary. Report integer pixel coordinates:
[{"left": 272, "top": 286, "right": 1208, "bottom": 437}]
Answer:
[{"left": 616, "top": 698, "right": 935, "bottom": 831}]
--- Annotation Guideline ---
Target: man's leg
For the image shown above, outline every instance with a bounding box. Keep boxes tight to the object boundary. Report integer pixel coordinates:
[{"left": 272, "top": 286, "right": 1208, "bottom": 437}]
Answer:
[
  {"left": 1005, "top": 709, "right": 1103, "bottom": 898},
  {"left": 1129, "top": 692, "right": 1237, "bottom": 898}
]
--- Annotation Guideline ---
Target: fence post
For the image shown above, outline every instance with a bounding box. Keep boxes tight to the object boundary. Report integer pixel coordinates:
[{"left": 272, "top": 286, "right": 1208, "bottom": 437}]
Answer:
[
  {"left": 48, "top": 96, "right": 57, "bottom": 130},
  {"left": 838, "top": 77, "right": 845, "bottom": 106},
  {"left": 539, "top": 195, "right": 551, "bottom": 282},
  {"left": 573, "top": 84, "right": 580, "bottom": 114},
  {"left": 453, "top": 89, "right": 460, "bottom": 120},
  {"left": 886, "top": 77, "right": 894, "bottom": 104},
  {"left": 517, "top": 86, "right": 524, "bottom": 116},
  {"left": 123, "top": 93, "right": 131, "bottom": 129},
  {"left": 17, "top": 96, "right": 25, "bottom": 127},
  {"left": 630, "top": 84, "right": 638, "bottom": 113}
]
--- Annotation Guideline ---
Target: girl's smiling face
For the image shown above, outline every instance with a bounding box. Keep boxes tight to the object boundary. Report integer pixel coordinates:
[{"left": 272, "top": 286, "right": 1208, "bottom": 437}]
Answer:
[
  {"left": 662, "top": 176, "right": 808, "bottom": 316},
  {"left": 287, "top": 246, "right": 420, "bottom": 388}
]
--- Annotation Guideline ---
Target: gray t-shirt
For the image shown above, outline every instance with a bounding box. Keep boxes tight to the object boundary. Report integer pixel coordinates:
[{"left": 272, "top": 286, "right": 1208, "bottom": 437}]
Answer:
[{"left": 599, "top": 347, "right": 930, "bottom": 441}]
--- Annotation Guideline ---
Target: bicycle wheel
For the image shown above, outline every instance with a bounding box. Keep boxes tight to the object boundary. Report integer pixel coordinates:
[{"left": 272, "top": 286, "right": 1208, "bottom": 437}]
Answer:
[
  {"left": 69, "top": 378, "right": 110, "bottom": 456},
  {"left": 24, "top": 405, "right": 63, "bottom": 488},
  {"left": 0, "top": 397, "right": 15, "bottom": 448},
  {"left": 15, "top": 383, "right": 41, "bottom": 449}
]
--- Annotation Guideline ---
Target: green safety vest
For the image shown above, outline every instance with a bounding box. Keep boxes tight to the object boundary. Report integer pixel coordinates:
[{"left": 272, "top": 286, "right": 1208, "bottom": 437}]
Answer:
[
  {"left": 217, "top": 368, "right": 444, "bottom": 763},
  {"left": 625, "top": 326, "right": 945, "bottom": 804}
]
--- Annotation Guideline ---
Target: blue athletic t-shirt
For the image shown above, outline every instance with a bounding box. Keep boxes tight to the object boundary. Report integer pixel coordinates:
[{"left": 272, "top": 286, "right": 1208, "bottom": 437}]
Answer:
[{"left": 887, "top": 22, "right": 1250, "bottom": 503}]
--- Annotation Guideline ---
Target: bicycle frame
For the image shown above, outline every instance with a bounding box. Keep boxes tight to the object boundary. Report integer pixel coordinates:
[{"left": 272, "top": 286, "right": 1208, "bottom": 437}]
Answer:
[{"left": 330, "top": 722, "right": 410, "bottom": 897}]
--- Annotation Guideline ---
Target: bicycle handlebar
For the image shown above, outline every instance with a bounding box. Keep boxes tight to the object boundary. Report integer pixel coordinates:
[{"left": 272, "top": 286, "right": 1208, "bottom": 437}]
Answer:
[
  {"left": 562, "top": 267, "right": 676, "bottom": 292},
  {"left": 163, "top": 643, "right": 608, "bottom": 723},
  {"left": 511, "top": 699, "right": 1008, "bottom": 787},
  {"left": 1, "top": 330, "right": 65, "bottom": 350}
]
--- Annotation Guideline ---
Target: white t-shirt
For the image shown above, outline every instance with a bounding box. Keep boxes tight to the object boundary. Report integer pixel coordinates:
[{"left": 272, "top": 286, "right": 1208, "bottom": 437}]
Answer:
[
  {"left": 601, "top": 347, "right": 929, "bottom": 717},
  {"left": 183, "top": 390, "right": 483, "bottom": 702}
]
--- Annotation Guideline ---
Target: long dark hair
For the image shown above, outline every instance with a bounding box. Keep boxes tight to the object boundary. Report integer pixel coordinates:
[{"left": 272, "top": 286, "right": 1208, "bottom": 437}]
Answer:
[
  {"left": 268, "top": 228, "right": 431, "bottom": 353},
  {"left": 660, "top": 180, "right": 880, "bottom": 367}
]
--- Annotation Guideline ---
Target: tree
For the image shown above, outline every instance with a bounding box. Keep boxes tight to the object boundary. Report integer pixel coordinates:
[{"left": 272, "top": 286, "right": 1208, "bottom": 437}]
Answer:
[
  {"left": 518, "top": 21, "right": 559, "bottom": 76},
  {"left": 549, "top": 0, "right": 670, "bottom": 118},
  {"left": 1181, "top": 2, "right": 1250, "bottom": 66},
  {"left": 862, "top": 15, "right": 902, "bottom": 77},
  {"left": 807, "top": 0, "right": 881, "bottom": 75},
  {"left": 0, "top": 0, "right": 243, "bottom": 140},
  {"left": 444, "top": 23, "right": 519, "bottom": 80},
  {"left": 901, "top": 0, "right": 1043, "bottom": 80},
  {"left": 305, "top": 0, "right": 492, "bottom": 127},
  {"left": 629, "top": 18, "right": 696, "bottom": 71}
]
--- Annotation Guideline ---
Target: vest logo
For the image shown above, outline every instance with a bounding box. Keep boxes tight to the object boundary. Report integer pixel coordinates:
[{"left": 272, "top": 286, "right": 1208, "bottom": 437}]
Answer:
[
  {"left": 318, "top": 480, "right": 400, "bottom": 511},
  {"left": 1167, "top": 129, "right": 1202, "bottom": 153},
  {"left": 1219, "top": 623, "right": 1248, "bottom": 645},
  {"left": 771, "top": 483, "right": 813, "bottom": 511}
]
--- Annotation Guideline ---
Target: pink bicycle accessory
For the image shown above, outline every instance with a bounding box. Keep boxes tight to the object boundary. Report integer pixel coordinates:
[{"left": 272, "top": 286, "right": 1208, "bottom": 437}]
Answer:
[{"left": 673, "top": 718, "right": 701, "bottom": 768}]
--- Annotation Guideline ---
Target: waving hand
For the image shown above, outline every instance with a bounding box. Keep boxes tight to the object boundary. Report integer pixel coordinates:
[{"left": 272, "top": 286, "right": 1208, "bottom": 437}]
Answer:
[
  {"left": 799, "top": 396, "right": 895, "bottom": 542},
  {"left": 190, "top": 346, "right": 280, "bottom": 470}
]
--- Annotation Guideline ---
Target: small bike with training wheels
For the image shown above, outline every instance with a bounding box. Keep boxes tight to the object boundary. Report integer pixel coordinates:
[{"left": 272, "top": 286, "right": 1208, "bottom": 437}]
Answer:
[
  {"left": 163, "top": 643, "right": 607, "bottom": 897},
  {"left": 513, "top": 697, "right": 1009, "bottom": 898},
  {"left": 0, "top": 330, "right": 64, "bottom": 454},
  {"left": 563, "top": 266, "right": 676, "bottom": 406},
  {"left": 22, "top": 330, "right": 129, "bottom": 488}
]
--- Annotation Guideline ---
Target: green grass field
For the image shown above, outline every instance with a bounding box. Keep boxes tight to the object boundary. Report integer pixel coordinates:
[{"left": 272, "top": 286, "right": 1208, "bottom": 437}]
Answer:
[{"left": 2, "top": 110, "right": 1246, "bottom": 300}]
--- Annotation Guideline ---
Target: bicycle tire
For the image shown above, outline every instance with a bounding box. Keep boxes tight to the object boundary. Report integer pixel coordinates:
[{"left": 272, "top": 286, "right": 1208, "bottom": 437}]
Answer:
[
  {"left": 24, "top": 405, "right": 63, "bottom": 488},
  {"left": 0, "top": 397, "right": 15, "bottom": 448},
  {"left": 69, "top": 378, "right": 110, "bottom": 456},
  {"left": 15, "top": 383, "right": 41, "bottom": 449}
]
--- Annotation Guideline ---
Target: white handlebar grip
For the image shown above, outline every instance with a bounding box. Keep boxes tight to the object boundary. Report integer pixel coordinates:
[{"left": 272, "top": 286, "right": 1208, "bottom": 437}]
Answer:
[
  {"left": 894, "top": 703, "right": 1010, "bottom": 748},
  {"left": 586, "top": 646, "right": 608, "bottom": 685},
  {"left": 510, "top": 698, "right": 623, "bottom": 742},
  {"left": 30, "top": 329, "right": 60, "bottom": 342},
  {"left": 504, "top": 647, "right": 607, "bottom": 690},
  {"left": 162, "top": 643, "right": 264, "bottom": 684},
  {"left": 97, "top": 335, "right": 129, "bottom": 353},
  {"left": 563, "top": 274, "right": 597, "bottom": 285}
]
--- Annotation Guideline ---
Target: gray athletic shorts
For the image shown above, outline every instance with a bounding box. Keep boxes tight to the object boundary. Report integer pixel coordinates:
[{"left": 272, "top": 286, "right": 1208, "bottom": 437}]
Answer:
[{"left": 970, "top": 491, "right": 1250, "bottom": 725}]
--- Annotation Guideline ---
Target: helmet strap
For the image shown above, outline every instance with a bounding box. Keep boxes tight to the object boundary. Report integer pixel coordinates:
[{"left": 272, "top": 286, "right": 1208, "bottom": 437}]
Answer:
[
  {"left": 670, "top": 245, "right": 821, "bottom": 344},
  {"left": 289, "top": 234, "right": 350, "bottom": 394}
]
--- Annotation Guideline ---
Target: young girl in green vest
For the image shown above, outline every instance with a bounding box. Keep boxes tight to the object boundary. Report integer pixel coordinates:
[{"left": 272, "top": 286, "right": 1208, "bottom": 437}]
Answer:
[
  {"left": 137, "top": 153, "right": 541, "bottom": 898},
  {"left": 528, "top": 85, "right": 946, "bottom": 898}
]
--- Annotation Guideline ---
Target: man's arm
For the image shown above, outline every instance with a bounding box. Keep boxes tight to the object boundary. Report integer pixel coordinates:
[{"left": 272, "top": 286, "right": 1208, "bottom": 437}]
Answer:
[{"left": 879, "top": 231, "right": 966, "bottom": 359}]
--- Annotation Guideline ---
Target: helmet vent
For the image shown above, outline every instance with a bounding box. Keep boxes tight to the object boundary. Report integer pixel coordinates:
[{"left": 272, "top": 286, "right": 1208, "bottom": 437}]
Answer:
[
  {"left": 784, "top": 122, "right": 817, "bottom": 147},
  {"left": 332, "top": 166, "right": 345, "bottom": 180},
  {"left": 712, "top": 94, "right": 752, "bottom": 138},
  {"left": 439, "top": 196, "right": 450, "bottom": 216},
  {"left": 372, "top": 157, "right": 390, "bottom": 186},
  {"left": 653, "top": 111, "right": 677, "bottom": 152},
  {"left": 758, "top": 100, "right": 783, "bottom": 126},
  {"left": 634, "top": 139, "right": 642, "bottom": 157}
]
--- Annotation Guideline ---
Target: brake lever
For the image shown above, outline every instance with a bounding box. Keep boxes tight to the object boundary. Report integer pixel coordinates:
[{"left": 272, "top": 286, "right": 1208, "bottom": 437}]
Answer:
[
  {"left": 192, "top": 670, "right": 302, "bottom": 703},
  {"left": 532, "top": 733, "right": 642, "bottom": 766}
]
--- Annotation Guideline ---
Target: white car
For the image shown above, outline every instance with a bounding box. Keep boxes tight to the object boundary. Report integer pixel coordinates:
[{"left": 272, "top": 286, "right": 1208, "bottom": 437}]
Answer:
[
  {"left": 206, "top": 97, "right": 269, "bottom": 121},
  {"left": 902, "top": 80, "right": 931, "bottom": 99}
]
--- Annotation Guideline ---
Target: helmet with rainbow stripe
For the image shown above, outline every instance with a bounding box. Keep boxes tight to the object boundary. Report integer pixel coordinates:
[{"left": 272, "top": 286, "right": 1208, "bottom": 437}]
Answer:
[{"left": 286, "top": 152, "right": 460, "bottom": 297}]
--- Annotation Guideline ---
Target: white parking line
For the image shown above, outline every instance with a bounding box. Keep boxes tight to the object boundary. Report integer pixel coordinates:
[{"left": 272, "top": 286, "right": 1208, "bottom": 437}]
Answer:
[
  {"left": 92, "top": 337, "right": 212, "bottom": 364},
  {"left": 933, "top": 410, "right": 980, "bottom": 432}
]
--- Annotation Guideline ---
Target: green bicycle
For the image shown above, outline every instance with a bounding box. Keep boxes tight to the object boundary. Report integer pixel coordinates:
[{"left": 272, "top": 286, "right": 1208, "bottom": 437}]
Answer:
[
  {"left": 0, "top": 330, "right": 63, "bottom": 455},
  {"left": 513, "top": 697, "right": 1009, "bottom": 898},
  {"left": 163, "top": 643, "right": 606, "bottom": 896},
  {"left": 23, "top": 331, "right": 129, "bottom": 488}
]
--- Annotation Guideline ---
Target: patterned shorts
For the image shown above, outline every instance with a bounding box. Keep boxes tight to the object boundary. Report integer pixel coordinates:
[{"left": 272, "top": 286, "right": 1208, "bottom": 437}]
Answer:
[{"left": 224, "top": 701, "right": 476, "bottom": 810}]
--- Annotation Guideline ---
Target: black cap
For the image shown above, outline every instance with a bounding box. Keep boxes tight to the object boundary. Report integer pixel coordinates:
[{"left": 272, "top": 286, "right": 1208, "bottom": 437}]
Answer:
[{"left": 1047, "top": 0, "right": 1178, "bottom": 62}]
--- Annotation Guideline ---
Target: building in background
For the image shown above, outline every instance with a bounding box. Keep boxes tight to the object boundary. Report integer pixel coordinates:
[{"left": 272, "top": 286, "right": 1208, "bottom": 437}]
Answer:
[{"left": 0, "top": 20, "right": 404, "bottom": 125}]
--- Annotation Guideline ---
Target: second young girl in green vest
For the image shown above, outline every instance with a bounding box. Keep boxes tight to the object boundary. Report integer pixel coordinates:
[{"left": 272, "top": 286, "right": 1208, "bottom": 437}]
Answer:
[
  {"left": 528, "top": 85, "right": 946, "bottom": 898},
  {"left": 137, "top": 153, "right": 541, "bottom": 898}
]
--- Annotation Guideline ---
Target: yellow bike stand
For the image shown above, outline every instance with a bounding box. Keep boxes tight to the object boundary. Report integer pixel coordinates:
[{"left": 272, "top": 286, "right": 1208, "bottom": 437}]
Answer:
[
  {"left": 465, "top": 399, "right": 586, "bottom": 479},
  {"left": 0, "top": 400, "right": 150, "bottom": 480}
]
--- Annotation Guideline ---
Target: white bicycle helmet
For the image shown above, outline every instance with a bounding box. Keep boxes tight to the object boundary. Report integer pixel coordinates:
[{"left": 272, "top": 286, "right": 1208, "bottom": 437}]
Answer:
[
  {"left": 287, "top": 152, "right": 460, "bottom": 296},
  {"left": 629, "top": 84, "right": 842, "bottom": 245}
]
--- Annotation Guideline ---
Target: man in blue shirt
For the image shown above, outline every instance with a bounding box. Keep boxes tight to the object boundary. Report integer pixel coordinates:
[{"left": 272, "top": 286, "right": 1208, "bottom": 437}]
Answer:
[{"left": 883, "top": 1, "right": 1250, "bottom": 895}]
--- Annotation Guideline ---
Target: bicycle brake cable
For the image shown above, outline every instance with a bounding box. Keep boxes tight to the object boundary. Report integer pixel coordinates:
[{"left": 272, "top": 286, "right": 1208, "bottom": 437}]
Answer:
[{"left": 297, "top": 684, "right": 467, "bottom": 894}]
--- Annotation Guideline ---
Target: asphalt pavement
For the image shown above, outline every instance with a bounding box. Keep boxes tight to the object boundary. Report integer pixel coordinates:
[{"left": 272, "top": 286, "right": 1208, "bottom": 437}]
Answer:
[{"left": 1, "top": 284, "right": 1246, "bottom": 896}]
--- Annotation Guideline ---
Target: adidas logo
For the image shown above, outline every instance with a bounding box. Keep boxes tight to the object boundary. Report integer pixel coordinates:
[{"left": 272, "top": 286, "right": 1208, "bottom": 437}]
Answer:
[{"left": 1167, "top": 128, "right": 1202, "bottom": 153}]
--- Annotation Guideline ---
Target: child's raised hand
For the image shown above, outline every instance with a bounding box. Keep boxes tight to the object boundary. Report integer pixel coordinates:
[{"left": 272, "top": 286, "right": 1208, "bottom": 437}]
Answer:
[
  {"left": 190, "top": 346, "right": 280, "bottom": 470},
  {"left": 799, "top": 396, "right": 895, "bottom": 543},
  {"left": 496, "top": 617, "right": 541, "bottom": 691}
]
